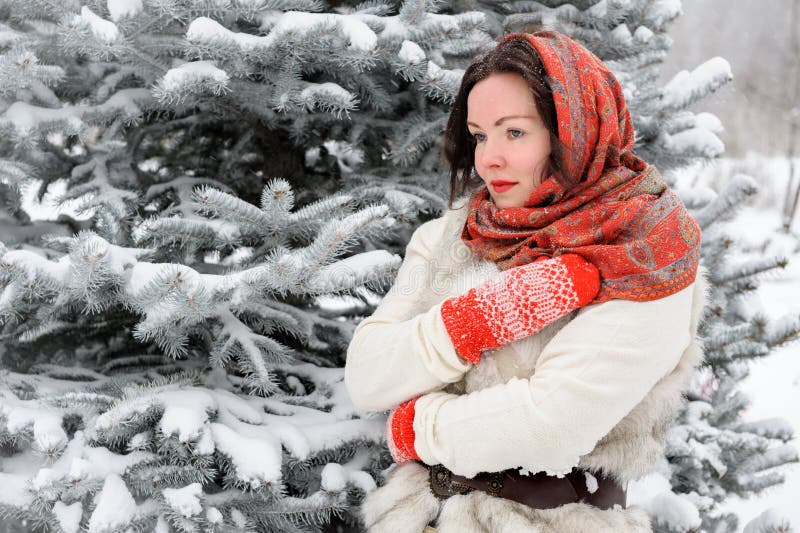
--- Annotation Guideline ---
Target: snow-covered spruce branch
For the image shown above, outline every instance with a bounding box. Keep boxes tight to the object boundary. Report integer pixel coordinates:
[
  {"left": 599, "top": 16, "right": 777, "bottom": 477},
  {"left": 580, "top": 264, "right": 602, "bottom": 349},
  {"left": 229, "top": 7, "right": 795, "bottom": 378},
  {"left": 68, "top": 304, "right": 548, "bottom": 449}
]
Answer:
[
  {"left": 711, "top": 255, "right": 788, "bottom": 286},
  {"left": 694, "top": 175, "right": 759, "bottom": 229},
  {"left": 0, "top": 363, "right": 384, "bottom": 531},
  {"left": 1, "top": 206, "right": 399, "bottom": 386},
  {"left": 388, "top": 113, "right": 449, "bottom": 166},
  {"left": 661, "top": 57, "right": 733, "bottom": 112}
]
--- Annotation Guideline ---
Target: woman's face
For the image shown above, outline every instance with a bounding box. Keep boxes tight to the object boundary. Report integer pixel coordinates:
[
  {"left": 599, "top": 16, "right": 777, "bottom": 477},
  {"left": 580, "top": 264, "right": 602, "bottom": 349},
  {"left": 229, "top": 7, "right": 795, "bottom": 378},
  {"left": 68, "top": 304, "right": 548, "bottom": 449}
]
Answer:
[{"left": 467, "top": 72, "right": 552, "bottom": 209}]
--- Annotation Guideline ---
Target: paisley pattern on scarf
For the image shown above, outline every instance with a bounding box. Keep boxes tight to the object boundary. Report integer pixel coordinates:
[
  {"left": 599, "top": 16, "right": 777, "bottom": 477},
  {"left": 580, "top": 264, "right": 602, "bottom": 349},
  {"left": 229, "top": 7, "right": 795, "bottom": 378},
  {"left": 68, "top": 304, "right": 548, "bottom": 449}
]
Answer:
[{"left": 461, "top": 31, "right": 701, "bottom": 303}]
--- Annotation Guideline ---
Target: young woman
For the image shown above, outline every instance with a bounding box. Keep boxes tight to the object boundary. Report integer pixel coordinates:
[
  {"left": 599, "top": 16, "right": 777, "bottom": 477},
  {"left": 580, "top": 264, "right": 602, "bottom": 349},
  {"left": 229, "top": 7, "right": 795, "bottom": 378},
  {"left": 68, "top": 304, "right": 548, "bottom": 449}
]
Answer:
[{"left": 344, "top": 31, "right": 707, "bottom": 533}]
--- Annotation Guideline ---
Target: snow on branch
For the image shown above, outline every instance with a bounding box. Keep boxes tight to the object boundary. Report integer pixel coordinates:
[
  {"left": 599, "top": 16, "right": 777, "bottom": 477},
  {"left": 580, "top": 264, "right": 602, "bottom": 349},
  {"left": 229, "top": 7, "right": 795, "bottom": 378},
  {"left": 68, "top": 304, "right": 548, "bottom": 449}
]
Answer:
[
  {"left": 72, "top": 6, "right": 119, "bottom": 45},
  {"left": 153, "top": 61, "right": 231, "bottom": 104},
  {"left": 694, "top": 174, "right": 758, "bottom": 228},
  {"left": 420, "top": 61, "right": 463, "bottom": 104},
  {"left": 0, "top": 88, "right": 154, "bottom": 140},
  {"left": 736, "top": 419, "right": 795, "bottom": 442},
  {"left": 297, "top": 82, "right": 359, "bottom": 118},
  {"left": 664, "top": 126, "right": 725, "bottom": 160},
  {"left": 274, "top": 204, "right": 391, "bottom": 288},
  {"left": 193, "top": 185, "right": 277, "bottom": 235},
  {"left": 187, "top": 12, "right": 377, "bottom": 54},
  {"left": 108, "top": 0, "right": 144, "bottom": 21},
  {"left": 662, "top": 57, "right": 732, "bottom": 111},
  {"left": 307, "top": 249, "right": 400, "bottom": 294}
]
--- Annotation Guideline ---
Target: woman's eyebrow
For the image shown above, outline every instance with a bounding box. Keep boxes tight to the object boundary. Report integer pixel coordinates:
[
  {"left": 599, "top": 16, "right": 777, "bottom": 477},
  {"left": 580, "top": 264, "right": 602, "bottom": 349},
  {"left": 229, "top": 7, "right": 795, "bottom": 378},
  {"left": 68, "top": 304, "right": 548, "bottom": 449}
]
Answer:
[{"left": 467, "top": 115, "right": 538, "bottom": 128}]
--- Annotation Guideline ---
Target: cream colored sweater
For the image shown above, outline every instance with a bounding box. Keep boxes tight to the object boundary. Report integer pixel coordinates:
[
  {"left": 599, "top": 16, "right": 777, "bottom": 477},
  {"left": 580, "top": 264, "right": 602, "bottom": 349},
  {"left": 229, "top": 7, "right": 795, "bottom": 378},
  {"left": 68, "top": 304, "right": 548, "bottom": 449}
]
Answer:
[{"left": 345, "top": 203, "right": 703, "bottom": 481}]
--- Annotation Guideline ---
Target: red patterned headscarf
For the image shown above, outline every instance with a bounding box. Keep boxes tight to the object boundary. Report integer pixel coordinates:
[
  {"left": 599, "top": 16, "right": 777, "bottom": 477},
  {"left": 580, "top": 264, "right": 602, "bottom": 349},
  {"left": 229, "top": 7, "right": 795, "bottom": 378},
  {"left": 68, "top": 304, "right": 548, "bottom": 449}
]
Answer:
[{"left": 461, "top": 31, "right": 701, "bottom": 303}]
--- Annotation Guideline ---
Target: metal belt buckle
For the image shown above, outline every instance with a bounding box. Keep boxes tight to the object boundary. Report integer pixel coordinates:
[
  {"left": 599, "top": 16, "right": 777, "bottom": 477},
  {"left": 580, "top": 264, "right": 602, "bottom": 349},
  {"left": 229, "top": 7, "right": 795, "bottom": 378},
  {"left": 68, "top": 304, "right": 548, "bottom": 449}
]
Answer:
[
  {"left": 429, "top": 464, "right": 474, "bottom": 499},
  {"left": 485, "top": 471, "right": 504, "bottom": 497}
]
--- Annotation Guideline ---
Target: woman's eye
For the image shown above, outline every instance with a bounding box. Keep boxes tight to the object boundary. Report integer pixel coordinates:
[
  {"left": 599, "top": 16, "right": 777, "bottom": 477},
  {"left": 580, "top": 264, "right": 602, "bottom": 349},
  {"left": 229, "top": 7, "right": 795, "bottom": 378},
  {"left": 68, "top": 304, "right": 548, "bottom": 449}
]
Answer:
[
  {"left": 471, "top": 132, "right": 486, "bottom": 142},
  {"left": 509, "top": 129, "right": 524, "bottom": 139}
]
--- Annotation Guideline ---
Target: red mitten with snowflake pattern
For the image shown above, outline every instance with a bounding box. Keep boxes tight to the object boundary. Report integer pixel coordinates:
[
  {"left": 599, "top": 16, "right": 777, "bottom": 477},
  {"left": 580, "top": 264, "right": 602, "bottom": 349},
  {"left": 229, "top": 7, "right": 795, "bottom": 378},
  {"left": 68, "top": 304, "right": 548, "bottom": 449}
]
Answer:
[
  {"left": 440, "top": 254, "right": 600, "bottom": 364},
  {"left": 386, "top": 398, "right": 420, "bottom": 464}
]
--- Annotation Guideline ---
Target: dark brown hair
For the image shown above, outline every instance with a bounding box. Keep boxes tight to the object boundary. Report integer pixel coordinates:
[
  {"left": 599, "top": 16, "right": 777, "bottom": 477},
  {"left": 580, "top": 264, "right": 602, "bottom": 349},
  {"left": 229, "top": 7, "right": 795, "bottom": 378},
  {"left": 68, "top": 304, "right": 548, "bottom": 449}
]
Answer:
[{"left": 443, "top": 35, "right": 575, "bottom": 208}]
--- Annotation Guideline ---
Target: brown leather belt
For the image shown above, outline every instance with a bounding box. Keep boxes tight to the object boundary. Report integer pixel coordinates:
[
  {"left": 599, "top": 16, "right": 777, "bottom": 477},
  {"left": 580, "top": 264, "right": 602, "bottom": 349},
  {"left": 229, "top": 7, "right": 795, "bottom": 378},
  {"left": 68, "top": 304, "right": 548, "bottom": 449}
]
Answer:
[{"left": 425, "top": 463, "right": 626, "bottom": 510}]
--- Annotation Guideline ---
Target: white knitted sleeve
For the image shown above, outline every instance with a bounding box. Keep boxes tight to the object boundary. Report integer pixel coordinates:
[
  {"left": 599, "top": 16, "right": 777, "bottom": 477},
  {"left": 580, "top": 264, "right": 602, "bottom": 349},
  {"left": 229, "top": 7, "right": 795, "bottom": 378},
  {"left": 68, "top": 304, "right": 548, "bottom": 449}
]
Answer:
[
  {"left": 344, "top": 217, "right": 471, "bottom": 412},
  {"left": 411, "top": 280, "right": 700, "bottom": 478}
]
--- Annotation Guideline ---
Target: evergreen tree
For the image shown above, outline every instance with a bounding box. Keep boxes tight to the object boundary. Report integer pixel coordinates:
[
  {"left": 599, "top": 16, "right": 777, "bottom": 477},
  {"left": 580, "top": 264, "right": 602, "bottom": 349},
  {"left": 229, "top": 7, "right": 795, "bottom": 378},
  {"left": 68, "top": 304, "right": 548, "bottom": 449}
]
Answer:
[
  {"left": 0, "top": 1, "right": 492, "bottom": 531},
  {"left": 1, "top": 1, "right": 797, "bottom": 532},
  {"left": 495, "top": 1, "right": 800, "bottom": 531}
]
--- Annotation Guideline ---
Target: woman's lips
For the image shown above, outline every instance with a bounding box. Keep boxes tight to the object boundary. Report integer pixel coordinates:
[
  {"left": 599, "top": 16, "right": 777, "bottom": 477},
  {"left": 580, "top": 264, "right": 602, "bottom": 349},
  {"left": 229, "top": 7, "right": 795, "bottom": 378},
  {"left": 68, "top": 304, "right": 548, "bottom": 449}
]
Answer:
[{"left": 490, "top": 180, "right": 517, "bottom": 193}]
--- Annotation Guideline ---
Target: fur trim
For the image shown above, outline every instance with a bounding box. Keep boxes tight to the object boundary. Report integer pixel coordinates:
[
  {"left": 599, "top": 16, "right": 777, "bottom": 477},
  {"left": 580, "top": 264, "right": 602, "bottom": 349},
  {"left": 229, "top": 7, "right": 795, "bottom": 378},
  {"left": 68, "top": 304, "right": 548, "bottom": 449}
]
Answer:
[
  {"left": 361, "top": 463, "right": 440, "bottom": 533},
  {"left": 578, "top": 271, "right": 709, "bottom": 483},
  {"left": 435, "top": 489, "right": 651, "bottom": 533}
]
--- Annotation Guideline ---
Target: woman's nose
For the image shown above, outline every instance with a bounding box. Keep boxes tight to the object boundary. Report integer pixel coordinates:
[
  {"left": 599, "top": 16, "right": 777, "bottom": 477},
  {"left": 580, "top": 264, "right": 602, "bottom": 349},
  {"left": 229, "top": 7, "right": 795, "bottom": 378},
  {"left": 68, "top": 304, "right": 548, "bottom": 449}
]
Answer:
[{"left": 479, "top": 138, "right": 505, "bottom": 168}]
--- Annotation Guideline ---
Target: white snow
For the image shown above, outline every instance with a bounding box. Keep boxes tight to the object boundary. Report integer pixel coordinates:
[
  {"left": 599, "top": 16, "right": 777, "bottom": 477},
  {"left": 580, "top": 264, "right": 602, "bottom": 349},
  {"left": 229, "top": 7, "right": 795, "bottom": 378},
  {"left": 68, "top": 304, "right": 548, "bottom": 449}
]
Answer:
[
  {"left": 648, "top": 0, "right": 683, "bottom": 26},
  {"left": 206, "top": 506, "right": 223, "bottom": 524},
  {"left": 107, "top": 0, "right": 143, "bottom": 21},
  {"left": 320, "top": 457, "right": 378, "bottom": 494},
  {"left": 188, "top": 12, "right": 377, "bottom": 52},
  {"left": 154, "top": 515, "right": 169, "bottom": 533},
  {"left": 31, "top": 468, "right": 58, "bottom": 491},
  {"left": 318, "top": 139, "right": 365, "bottom": 174},
  {"left": 300, "top": 82, "right": 355, "bottom": 106},
  {"left": 315, "top": 293, "right": 369, "bottom": 313},
  {"left": 587, "top": 0, "right": 608, "bottom": 18},
  {"left": 3, "top": 402, "right": 68, "bottom": 453},
  {"left": 95, "top": 388, "right": 215, "bottom": 441},
  {"left": 649, "top": 492, "right": 703, "bottom": 530},
  {"left": 630, "top": 471, "right": 701, "bottom": 531},
  {"left": 285, "top": 375, "right": 305, "bottom": 395},
  {"left": 398, "top": 40, "right": 425, "bottom": 64},
  {"left": 230, "top": 508, "right": 247, "bottom": 527},
  {"left": 2, "top": 89, "right": 150, "bottom": 137},
  {"left": 160, "top": 405, "right": 208, "bottom": 443},
  {"left": 743, "top": 509, "right": 793, "bottom": 533},
  {"left": 668, "top": 127, "right": 725, "bottom": 158},
  {"left": 82, "top": 444, "right": 156, "bottom": 478},
  {"left": 74, "top": 7, "right": 119, "bottom": 44},
  {"left": 125, "top": 261, "right": 230, "bottom": 307},
  {"left": 53, "top": 501, "right": 82, "bottom": 533},
  {"left": 662, "top": 57, "right": 732, "bottom": 109},
  {"left": 210, "top": 423, "right": 282, "bottom": 487},
  {"left": 694, "top": 111, "right": 723, "bottom": 133},
  {"left": 321, "top": 463, "right": 347, "bottom": 492},
  {"left": 127, "top": 431, "right": 150, "bottom": 450},
  {"left": 0, "top": 473, "right": 31, "bottom": 506},
  {"left": 0, "top": 23, "right": 20, "bottom": 47},
  {"left": 584, "top": 471, "right": 598, "bottom": 494},
  {"left": 87, "top": 474, "right": 138, "bottom": 533},
  {"left": 424, "top": 61, "right": 464, "bottom": 92},
  {"left": 262, "top": 11, "right": 377, "bottom": 51},
  {"left": 309, "top": 250, "right": 399, "bottom": 293},
  {"left": 194, "top": 425, "right": 215, "bottom": 455},
  {"left": 68, "top": 458, "right": 91, "bottom": 482},
  {"left": 426, "top": 61, "right": 441, "bottom": 77},
  {"left": 187, "top": 17, "right": 264, "bottom": 50},
  {"left": 633, "top": 26, "right": 654, "bottom": 42},
  {"left": 99, "top": 87, "right": 151, "bottom": 117},
  {"left": 163, "top": 483, "right": 203, "bottom": 518},
  {"left": 2, "top": 102, "right": 83, "bottom": 136},
  {"left": 160, "top": 60, "right": 229, "bottom": 92},
  {"left": 610, "top": 24, "right": 633, "bottom": 44}
]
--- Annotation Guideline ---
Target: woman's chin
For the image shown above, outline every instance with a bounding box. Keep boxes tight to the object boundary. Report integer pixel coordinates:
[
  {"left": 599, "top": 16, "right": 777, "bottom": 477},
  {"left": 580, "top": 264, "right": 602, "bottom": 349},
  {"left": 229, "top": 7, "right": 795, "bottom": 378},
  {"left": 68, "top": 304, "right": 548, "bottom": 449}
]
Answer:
[{"left": 491, "top": 196, "right": 522, "bottom": 209}]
